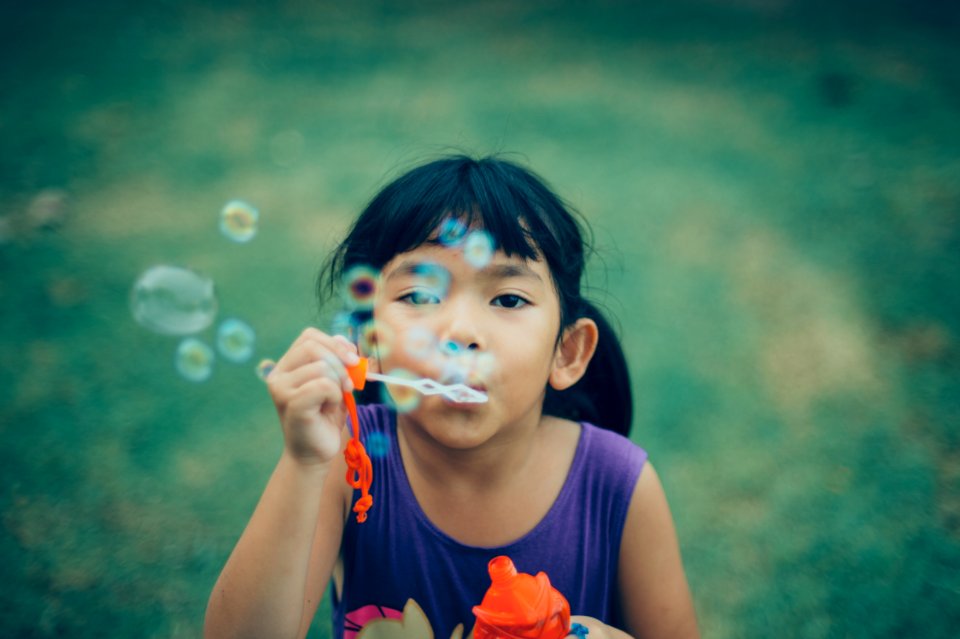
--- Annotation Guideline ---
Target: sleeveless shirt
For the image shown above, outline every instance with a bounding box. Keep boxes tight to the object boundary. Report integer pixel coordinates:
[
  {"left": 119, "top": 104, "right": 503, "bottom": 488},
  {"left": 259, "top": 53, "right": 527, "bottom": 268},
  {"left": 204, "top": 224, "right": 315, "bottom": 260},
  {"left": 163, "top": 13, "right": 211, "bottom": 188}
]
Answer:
[{"left": 331, "top": 403, "right": 647, "bottom": 639}]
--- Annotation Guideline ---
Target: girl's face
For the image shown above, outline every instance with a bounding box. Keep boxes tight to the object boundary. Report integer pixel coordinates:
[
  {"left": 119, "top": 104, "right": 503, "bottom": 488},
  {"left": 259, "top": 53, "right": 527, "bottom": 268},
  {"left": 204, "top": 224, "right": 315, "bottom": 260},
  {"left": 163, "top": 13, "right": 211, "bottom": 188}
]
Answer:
[{"left": 371, "top": 240, "right": 563, "bottom": 449}]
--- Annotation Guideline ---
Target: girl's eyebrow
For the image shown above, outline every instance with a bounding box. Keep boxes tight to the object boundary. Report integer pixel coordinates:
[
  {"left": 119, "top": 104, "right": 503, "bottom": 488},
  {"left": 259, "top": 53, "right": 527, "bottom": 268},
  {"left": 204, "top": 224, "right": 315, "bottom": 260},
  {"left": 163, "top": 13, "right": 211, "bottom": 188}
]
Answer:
[
  {"left": 481, "top": 263, "right": 544, "bottom": 283},
  {"left": 383, "top": 260, "right": 446, "bottom": 282},
  {"left": 383, "top": 260, "right": 543, "bottom": 283}
]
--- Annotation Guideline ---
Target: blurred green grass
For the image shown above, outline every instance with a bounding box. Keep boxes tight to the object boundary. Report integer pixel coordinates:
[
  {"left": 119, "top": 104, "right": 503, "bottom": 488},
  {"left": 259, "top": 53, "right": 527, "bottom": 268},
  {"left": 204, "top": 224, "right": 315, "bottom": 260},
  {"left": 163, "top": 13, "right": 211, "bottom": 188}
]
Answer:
[{"left": 2, "top": 1, "right": 959, "bottom": 637}]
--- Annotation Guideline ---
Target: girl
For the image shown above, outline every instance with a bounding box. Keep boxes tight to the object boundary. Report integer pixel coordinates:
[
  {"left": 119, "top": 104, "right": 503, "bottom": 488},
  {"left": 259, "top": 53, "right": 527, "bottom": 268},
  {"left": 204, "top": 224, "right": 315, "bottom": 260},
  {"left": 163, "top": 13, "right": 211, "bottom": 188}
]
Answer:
[{"left": 204, "top": 155, "right": 699, "bottom": 639}]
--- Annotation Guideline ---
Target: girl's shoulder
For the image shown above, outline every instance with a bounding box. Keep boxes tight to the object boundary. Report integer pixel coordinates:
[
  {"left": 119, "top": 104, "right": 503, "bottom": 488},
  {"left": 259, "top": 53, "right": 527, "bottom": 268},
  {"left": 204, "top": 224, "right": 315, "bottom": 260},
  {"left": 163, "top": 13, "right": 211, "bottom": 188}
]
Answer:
[
  {"left": 581, "top": 419, "right": 647, "bottom": 456},
  {"left": 540, "top": 416, "right": 648, "bottom": 483}
]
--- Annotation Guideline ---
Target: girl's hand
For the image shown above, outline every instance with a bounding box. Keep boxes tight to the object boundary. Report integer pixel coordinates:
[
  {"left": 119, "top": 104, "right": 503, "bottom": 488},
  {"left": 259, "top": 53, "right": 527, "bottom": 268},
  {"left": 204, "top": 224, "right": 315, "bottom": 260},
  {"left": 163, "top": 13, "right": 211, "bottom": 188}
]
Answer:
[
  {"left": 569, "top": 616, "right": 634, "bottom": 639},
  {"left": 265, "top": 328, "right": 360, "bottom": 466}
]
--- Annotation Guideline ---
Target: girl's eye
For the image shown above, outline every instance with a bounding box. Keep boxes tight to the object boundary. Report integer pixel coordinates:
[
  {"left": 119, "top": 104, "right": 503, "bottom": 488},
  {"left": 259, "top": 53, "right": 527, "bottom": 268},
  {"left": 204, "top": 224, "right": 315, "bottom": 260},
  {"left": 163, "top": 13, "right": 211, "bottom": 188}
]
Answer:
[
  {"left": 492, "top": 294, "right": 528, "bottom": 309},
  {"left": 400, "top": 290, "right": 441, "bottom": 305}
]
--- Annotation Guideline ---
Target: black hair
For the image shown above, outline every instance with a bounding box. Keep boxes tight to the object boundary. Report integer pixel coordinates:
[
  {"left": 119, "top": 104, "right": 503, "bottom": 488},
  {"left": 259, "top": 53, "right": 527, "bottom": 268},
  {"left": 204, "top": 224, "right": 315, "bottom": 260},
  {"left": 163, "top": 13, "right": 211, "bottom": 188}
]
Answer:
[{"left": 318, "top": 154, "right": 633, "bottom": 437}]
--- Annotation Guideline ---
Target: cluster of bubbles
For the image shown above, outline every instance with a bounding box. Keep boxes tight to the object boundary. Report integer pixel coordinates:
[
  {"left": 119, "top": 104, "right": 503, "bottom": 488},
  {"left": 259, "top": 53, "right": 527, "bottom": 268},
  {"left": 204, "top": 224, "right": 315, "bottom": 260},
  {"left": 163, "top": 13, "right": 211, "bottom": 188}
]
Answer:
[
  {"left": 130, "top": 199, "right": 261, "bottom": 382},
  {"left": 327, "top": 216, "right": 501, "bottom": 414}
]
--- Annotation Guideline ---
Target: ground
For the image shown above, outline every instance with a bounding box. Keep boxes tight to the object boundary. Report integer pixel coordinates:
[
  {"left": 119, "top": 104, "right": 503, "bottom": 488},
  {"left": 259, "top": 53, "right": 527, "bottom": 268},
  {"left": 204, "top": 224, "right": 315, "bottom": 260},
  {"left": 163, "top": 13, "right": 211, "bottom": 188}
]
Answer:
[{"left": 1, "top": 1, "right": 958, "bottom": 637}]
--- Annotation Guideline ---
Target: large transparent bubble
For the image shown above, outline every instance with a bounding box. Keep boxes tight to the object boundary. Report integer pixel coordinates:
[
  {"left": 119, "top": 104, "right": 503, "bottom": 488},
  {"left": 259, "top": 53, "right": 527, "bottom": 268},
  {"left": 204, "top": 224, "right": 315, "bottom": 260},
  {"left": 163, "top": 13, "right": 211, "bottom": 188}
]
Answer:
[{"left": 130, "top": 265, "right": 218, "bottom": 335}]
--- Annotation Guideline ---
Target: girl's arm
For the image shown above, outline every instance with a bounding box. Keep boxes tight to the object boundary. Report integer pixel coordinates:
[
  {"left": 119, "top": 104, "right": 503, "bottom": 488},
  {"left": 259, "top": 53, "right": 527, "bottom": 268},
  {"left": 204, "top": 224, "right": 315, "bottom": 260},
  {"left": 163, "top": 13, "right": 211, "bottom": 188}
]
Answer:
[
  {"left": 614, "top": 462, "right": 700, "bottom": 639},
  {"left": 204, "top": 451, "right": 347, "bottom": 639},
  {"left": 204, "top": 329, "right": 359, "bottom": 639}
]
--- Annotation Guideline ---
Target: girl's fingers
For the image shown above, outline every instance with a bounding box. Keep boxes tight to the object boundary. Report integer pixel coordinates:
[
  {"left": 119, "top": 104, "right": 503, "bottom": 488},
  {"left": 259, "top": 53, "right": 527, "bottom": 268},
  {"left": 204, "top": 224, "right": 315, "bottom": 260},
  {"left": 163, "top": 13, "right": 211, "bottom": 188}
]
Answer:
[
  {"left": 274, "top": 328, "right": 361, "bottom": 377},
  {"left": 283, "top": 357, "right": 352, "bottom": 393},
  {"left": 286, "top": 376, "right": 343, "bottom": 415},
  {"left": 333, "top": 334, "right": 358, "bottom": 353}
]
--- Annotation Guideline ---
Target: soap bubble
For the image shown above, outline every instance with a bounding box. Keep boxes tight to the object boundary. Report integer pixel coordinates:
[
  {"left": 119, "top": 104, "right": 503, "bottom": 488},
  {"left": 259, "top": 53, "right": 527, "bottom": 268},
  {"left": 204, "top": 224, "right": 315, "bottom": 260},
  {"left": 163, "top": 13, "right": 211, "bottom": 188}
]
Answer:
[
  {"left": 411, "top": 262, "right": 450, "bottom": 301},
  {"left": 131, "top": 265, "right": 218, "bottom": 335},
  {"left": 380, "top": 368, "right": 421, "bottom": 413},
  {"left": 358, "top": 320, "right": 394, "bottom": 359},
  {"left": 330, "top": 311, "right": 360, "bottom": 341},
  {"left": 404, "top": 326, "right": 438, "bottom": 361},
  {"left": 463, "top": 230, "right": 494, "bottom": 269},
  {"left": 366, "top": 431, "right": 391, "bottom": 459},
  {"left": 256, "top": 358, "right": 276, "bottom": 381},
  {"left": 439, "top": 357, "right": 469, "bottom": 385},
  {"left": 176, "top": 338, "right": 215, "bottom": 382},
  {"left": 343, "top": 265, "right": 378, "bottom": 311},
  {"left": 220, "top": 200, "right": 259, "bottom": 243},
  {"left": 438, "top": 217, "right": 468, "bottom": 246},
  {"left": 440, "top": 340, "right": 466, "bottom": 357},
  {"left": 216, "top": 318, "right": 256, "bottom": 363},
  {"left": 468, "top": 351, "right": 497, "bottom": 385}
]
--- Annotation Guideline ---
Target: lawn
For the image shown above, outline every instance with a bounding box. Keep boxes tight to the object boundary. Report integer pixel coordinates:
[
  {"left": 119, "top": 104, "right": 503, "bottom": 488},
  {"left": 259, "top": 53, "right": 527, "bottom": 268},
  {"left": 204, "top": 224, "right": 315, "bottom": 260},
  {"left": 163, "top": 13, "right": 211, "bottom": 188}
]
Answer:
[{"left": 1, "top": 1, "right": 958, "bottom": 637}]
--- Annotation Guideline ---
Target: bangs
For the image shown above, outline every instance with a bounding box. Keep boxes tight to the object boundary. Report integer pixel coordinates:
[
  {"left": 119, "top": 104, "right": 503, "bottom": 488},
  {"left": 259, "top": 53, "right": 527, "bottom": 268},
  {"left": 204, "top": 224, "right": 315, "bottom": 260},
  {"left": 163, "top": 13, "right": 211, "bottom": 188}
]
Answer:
[{"left": 341, "top": 157, "right": 560, "bottom": 272}]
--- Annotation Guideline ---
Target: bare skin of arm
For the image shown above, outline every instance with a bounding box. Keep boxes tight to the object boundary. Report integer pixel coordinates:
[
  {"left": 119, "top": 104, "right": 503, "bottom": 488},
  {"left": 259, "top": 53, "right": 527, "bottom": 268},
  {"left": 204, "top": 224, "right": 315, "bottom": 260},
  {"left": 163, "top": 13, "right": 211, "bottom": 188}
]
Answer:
[{"left": 203, "top": 329, "right": 358, "bottom": 639}]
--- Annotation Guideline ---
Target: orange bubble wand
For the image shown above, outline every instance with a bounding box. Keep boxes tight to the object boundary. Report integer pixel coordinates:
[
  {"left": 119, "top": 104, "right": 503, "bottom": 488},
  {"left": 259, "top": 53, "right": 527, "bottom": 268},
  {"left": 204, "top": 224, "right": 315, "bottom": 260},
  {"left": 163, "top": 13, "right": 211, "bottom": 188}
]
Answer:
[{"left": 343, "top": 358, "right": 374, "bottom": 523}]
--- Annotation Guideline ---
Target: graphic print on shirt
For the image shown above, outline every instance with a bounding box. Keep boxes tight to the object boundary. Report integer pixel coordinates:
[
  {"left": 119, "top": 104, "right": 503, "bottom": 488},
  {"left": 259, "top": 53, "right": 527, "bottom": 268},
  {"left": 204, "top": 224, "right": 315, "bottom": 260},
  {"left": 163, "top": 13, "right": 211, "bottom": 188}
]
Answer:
[{"left": 347, "top": 598, "right": 473, "bottom": 639}]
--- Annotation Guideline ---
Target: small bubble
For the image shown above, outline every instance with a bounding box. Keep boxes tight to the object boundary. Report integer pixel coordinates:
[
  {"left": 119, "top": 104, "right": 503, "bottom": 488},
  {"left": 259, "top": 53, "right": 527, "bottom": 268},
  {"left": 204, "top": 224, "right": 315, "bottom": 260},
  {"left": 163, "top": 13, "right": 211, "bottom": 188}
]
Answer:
[
  {"left": 176, "top": 338, "right": 215, "bottom": 382},
  {"left": 220, "top": 200, "right": 259, "bottom": 243},
  {"left": 216, "top": 318, "right": 256, "bottom": 363},
  {"left": 404, "top": 326, "right": 437, "bottom": 360},
  {"left": 330, "top": 311, "right": 359, "bottom": 341},
  {"left": 343, "top": 265, "right": 379, "bottom": 311},
  {"left": 463, "top": 230, "right": 494, "bottom": 269},
  {"left": 437, "top": 217, "right": 468, "bottom": 246},
  {"left": 27, "top": 188, "right": 68, "bottom": 230},
  {"left": 440, "top": 340, "right": 465, "bottom": 356},
  {"left": 411, "top": 262, "right": 451, "bottom": 301},
  {"left": 439, "top": 358, "right": 469, "bottom": 385},
  {"left": 131, "top": 265, "right": 218, "bottom": 336},
  {"left": 256, "top": 358, "right": 276, "bottom": 381},
  {"left": 366, "top": 431, "right": 391, "bottom": 459},
  {"left": 468, "top": 351, "right": 497, "bottom": 385},
  {"left": 358, "top": 320, "right": 394, "bottom": 359},
  {"left": 380, "top": 368, "right": 421, "bottom": 413}
]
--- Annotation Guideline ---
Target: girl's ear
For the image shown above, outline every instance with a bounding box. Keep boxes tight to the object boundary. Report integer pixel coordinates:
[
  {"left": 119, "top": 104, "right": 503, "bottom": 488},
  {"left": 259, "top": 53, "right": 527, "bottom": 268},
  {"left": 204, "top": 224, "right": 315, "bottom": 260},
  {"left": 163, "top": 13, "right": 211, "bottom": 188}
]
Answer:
[{"left": 549, "top": 317, "right": 599, "bottom": 391}]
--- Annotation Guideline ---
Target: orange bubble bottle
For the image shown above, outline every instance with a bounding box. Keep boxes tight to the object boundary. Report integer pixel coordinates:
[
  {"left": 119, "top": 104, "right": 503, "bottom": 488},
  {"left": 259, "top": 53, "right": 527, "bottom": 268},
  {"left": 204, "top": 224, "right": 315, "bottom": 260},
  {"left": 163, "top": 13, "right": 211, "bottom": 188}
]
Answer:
[{"left": 472, "top": 555, "right": 571, "bottom": 639}]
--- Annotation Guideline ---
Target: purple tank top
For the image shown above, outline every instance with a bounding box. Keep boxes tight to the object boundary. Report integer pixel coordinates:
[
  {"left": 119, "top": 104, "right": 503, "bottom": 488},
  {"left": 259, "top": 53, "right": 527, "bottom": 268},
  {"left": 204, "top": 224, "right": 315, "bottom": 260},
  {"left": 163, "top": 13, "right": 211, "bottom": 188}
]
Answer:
[{"left": 331, "top": 404, "right": 647, "bottom": 638}]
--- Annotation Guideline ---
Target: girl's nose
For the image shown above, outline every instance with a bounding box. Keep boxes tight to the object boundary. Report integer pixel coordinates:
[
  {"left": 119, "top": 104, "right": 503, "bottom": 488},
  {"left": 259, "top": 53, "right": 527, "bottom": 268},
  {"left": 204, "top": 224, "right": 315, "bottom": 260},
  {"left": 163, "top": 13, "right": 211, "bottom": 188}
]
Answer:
[{"left": 437, "top": 297, "right": 484, "bottom": 352}]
